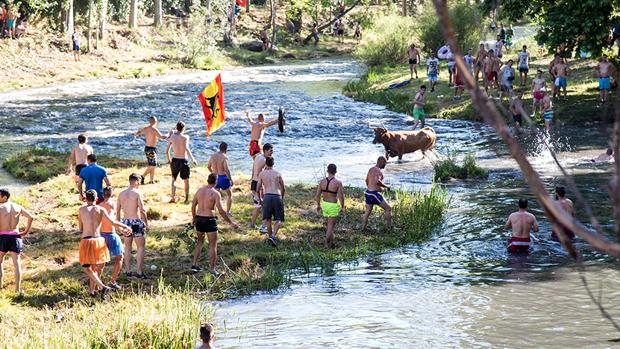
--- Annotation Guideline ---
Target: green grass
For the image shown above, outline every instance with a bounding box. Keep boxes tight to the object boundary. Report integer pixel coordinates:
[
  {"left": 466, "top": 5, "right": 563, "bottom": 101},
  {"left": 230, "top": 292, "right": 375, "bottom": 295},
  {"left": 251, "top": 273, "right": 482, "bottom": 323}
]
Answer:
[
  {"left": 344, "top": 53, "right": 616, "bottom": 124},
  {"left": 433, "top": 153, "right": 488, "bottom": 182}
]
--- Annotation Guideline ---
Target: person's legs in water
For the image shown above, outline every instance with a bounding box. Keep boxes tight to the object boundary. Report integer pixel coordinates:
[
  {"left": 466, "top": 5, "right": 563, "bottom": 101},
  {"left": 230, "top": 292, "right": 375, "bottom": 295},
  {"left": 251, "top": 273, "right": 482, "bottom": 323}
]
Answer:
[
  {"left": 207, "top": 232, "right": 218, "bottom": 271},
  {"left": 123, "top": 236, "right": 133, "bottom": 274},
  {"left": 135, "top": 236, "right": 145, "bottom": 275},
  {"left": 379, "top": 201, "right": 392, "bottom": 230},
  {"left": 192, "top": 232, "right": 205, "bottom": 267},
  {"left": 361, "top": 204, "right": 373, "bottom": 230}
]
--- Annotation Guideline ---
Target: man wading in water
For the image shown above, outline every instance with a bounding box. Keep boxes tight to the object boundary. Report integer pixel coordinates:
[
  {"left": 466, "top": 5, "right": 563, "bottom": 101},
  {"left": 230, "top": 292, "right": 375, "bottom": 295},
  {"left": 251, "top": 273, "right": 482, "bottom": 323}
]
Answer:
[
  {"left": 362, "top": 156, "right": 392, "bottom": 231},
  {"left": 505, "top": 199, "right": 539, "bottom": 253},
  {"left": 134, "top": 116, "right": 168, "bottom": 185},
  {"left": 551, "top": 186, "right": 575, "bottom": 241},
  {"left": 315, "top": 164, "right": 345, "bottom": 248},
  {"left": 246, "top": 111, "right": 278, "bottom": 158}
]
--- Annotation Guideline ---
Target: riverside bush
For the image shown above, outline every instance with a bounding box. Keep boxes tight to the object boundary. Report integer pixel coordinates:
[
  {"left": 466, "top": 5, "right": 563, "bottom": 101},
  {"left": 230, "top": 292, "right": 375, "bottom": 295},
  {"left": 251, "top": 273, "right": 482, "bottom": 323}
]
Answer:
[
  {"left": 392, "top": 185, "right": 450, "bottom": 242},
  {"left": 433, "top": 153, "right": 488, "bottom": 182},
  {"left": 354, "top": 13, "right": 416, "bottom": 66},
  {"left": 415, "top": 0, "right": 483, "bottom": 55}
]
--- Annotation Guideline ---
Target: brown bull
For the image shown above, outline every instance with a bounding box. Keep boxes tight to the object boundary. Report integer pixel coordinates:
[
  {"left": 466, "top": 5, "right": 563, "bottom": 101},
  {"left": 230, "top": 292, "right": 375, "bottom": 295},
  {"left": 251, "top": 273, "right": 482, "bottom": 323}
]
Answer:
[{"left": 372, "top": 127, "right": 437, "bottom": 160}]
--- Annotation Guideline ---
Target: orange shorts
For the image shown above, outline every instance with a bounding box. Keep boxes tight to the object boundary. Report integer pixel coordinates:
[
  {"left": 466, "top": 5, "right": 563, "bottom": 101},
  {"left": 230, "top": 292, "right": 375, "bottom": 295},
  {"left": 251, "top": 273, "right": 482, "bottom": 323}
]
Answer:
[{"left": 79, "top": 237, "right": 110, "bottom": 267}]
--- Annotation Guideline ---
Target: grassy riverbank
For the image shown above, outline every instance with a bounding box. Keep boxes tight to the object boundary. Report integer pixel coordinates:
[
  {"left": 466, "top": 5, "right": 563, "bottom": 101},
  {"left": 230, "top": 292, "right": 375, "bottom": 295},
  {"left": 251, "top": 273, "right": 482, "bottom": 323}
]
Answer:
[
  {"left": 344, "top": 53, "right": 616, "bottom": 125},
  {"left": 1, "top": 148, "right": 448, "bottom": 347}
]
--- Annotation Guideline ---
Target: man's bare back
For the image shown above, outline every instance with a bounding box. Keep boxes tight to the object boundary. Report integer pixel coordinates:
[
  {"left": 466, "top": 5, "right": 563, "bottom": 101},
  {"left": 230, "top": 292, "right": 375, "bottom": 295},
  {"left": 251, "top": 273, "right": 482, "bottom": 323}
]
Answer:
[
  {"left": 252, "top": 154, "right": 267, "bottom": 181},
  {"left": 169, "top": 132, "right": 190, "bottom": 159},
  {"left": 319, "top": 177, "right": 342, "bottom": 203},
  {"left": 258, "top": 168, "right": 283, "bottom": 195},
  {"left": 78, "top": 205, "right": 106, "bottom": 238},
  {"left": 117, "top": 188, "right": 145, "bottom": 221},
  {"left": 557, "top": 197, "right": 574, "bottom": 215},
  {"left": 0, "top": 202, "right": 22, "bottom": 232},
  {"left": 193, "top": 187, "right": 220, "bottom": 217},
  {"left": 365, "top": 166, "right": 384, "bottom": 192},
  {"left": 506, "top": 211, "right": 539, "bottom": 238},
  {"left": 208, "top": 152, "right": 229, "bottom": 176},
  {"left": 72, "top": 144, "right": 93, "bottom": 165}
]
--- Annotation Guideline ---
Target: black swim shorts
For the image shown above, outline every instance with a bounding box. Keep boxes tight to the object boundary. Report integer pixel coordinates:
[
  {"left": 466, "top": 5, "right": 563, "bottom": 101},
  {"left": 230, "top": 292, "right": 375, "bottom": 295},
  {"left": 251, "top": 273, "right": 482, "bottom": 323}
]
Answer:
[
  {"left": 0, "top": 235, "right": 23, "bottom": 254},
  {"left": 262, "top": 194, "right": 285, "bottom": 222},
  {"left": 195, "top": 216, "right": 218, "bottom": 233},
  {"left": 170, "top": 158, "right": 190, "bottom": 180},
  {"left": 75, "top": 163, "right": 87, "bottom": 176}
]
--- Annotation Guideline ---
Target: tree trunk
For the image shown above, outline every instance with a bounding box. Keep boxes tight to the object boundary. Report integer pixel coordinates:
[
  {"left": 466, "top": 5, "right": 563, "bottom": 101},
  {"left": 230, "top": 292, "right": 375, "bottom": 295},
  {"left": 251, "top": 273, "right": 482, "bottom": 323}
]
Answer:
[
  {"left": 129, "top": 0, "right": 138, "bottom": 28},
  {"left": 99, "top": 0, "right": 108, "bottom": 41},
  {"left": 402, "top": 0, "right": 407, "bottom": 16},
  {"left": 246, "top": 0, "right": 250, "bottom": 14},
  {"left": 269, "top": 0, "right": 277, "bottom": 51},
  {"left": 66, "top": 0, "right": 74, "bottom": 34},
  {"left": 154, "top": 0, "right": 162, "bottom": 27},
  {"left": 87, "top": 0, "right": 93, "bottom": 52}
]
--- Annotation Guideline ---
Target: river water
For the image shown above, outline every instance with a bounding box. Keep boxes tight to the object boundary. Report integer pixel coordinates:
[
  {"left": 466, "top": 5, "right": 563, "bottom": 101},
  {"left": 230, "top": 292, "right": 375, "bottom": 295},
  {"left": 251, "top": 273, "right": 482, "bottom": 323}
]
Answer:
[{"left": 1, "top": 60, "right": 619, "bottom": 348}]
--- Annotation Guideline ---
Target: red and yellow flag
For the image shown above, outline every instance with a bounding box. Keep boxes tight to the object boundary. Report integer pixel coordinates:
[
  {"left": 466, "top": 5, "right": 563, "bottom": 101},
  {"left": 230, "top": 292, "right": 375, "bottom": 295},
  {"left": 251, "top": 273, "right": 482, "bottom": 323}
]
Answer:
[{"left": 197, "top": 74, "right": 225, "bottom": 136}]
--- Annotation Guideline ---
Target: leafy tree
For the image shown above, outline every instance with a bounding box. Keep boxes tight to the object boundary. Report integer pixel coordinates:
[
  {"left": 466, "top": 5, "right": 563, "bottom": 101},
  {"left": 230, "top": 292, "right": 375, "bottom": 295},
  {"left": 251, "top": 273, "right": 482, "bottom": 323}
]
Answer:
[{"left": 498, "top": 0, "right": 616, "bottom": 57}]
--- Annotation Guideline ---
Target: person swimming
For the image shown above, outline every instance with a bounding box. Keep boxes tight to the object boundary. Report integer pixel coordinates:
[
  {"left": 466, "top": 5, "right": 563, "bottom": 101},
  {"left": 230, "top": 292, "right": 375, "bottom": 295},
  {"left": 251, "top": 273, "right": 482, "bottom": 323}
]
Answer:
[{"left": 591, "top": 148, "right": 614, "bottom": 163}]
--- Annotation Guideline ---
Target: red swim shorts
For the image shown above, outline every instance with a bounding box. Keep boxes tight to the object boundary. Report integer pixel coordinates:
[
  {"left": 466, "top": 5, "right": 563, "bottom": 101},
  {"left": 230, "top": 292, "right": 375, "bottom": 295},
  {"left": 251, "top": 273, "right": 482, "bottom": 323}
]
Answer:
[
  {"left": 507, "top": 236, "right": 531, "bottom": 253},
  {"left": 454, "top": 74, "right": 464, "bottom": 88},
  {"left": 249, "top": 140, "right": 261, "bottom": 157},
  {"left": 486, "top": 71, "right": 497, "bottom": 82},
  {"left": 533, "top": 91, "right": 543, "bottom": 100}
]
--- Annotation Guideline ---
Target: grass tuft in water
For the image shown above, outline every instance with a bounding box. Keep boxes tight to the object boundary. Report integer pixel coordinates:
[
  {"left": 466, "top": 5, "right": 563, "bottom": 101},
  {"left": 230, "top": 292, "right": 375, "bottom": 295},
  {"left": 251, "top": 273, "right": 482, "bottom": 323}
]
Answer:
[
  {"left": 433, "top": 153, "right": 488, "bottom": 182},
  {"left": 392, "top": 185, "right": 451, "bottom": 242}
]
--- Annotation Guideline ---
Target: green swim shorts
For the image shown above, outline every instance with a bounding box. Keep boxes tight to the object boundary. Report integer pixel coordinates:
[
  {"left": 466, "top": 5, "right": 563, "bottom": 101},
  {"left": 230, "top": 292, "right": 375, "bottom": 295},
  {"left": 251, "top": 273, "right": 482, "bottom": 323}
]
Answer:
[
  {"left": 413, "top": 108, "right": 425, "bottom": 121},
  {"left": 321, "top": 201, "right": 340, "bottom": 218}
]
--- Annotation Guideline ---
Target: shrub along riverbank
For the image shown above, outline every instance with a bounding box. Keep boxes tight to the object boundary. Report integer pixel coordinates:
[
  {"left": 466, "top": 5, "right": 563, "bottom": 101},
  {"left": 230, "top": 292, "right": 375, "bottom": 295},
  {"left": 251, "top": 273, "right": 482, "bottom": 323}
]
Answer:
[{"left": 1, "top": 148, "right": 449, "bottom": 347}]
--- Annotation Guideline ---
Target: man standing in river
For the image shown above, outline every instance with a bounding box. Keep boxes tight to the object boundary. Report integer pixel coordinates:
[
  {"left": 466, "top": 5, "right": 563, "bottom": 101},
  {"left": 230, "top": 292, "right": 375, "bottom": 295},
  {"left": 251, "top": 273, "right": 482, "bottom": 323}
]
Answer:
[
  {"left": 67, "top": 134, "right": 94, "bottom": 185},
  {"left": 166, "top": 121, "right": 197, "bottom": 203},
  {"left": 0, "top": 188, "right": 33, "bottom": 294},
  {"left": 315, "top": 164, "right": 345, "bottom": 248},
  {"left": 505, "top": 198, "right": 539, "bottom": 253},
  {"left": 134, "top": 116, "right": 168, "bottom": 185},
  {"left": 257, "top": 156, "right": 285, "bottom": 246},
  {"left": 208, "top": 142, "right": 234, "bottom": 215},
  {"left": 117, "top": 173, "right": 149, "bottom": 279},
  {"left": 246, "top": 111, "right": 278, "bottom": 158},
  {"left": 551, "top": 186, "right": 575, "bottom": 241},
  {"left": 362, "top": 156, "right": 392, "bottom": 231},
  {"left": 191, "top": 173, "right": 239, "bottom": 274}
]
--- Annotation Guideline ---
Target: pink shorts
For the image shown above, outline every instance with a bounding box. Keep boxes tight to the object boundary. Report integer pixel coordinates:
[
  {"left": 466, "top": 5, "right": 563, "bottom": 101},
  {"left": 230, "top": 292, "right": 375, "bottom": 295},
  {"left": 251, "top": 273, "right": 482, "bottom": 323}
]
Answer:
[{"left": 533, "top": 91, "right": 543, "bottom": 100}]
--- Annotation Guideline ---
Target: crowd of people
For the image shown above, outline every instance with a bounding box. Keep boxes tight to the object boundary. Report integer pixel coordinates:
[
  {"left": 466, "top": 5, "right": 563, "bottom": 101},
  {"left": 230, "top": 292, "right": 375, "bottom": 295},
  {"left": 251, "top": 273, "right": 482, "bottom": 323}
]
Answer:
[
  {"left": 407, "top": 39, "right": 617, "bottom": 133},
  {"left": 0, "top": 1, "right": 28, "bottom": 39}
]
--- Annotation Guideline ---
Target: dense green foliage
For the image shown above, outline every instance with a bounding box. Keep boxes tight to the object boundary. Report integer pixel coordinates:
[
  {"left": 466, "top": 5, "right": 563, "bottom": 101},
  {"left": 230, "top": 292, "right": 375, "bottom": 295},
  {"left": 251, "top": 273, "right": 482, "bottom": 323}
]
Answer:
[
  {"left": 497, "top": 0, "right": 617, "bottom": 57},
  {"left": 433, "top": 153, "right": 488, "bottom": 182},
  {"left": 415, "top": 0, "right": 482, "bottom": 55},
  {"left": 392, "top": 185, "right": 450, "bottom": 242},
  {"left": 354, "top": 13, "right": 416, "bottom": 66}
]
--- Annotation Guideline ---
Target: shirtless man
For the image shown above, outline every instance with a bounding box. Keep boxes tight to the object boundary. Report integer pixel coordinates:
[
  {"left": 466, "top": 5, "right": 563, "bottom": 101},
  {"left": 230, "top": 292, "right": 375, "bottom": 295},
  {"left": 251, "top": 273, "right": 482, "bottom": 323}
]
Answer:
[
  {"left": 79, "top": 189, "right": 130, "bottom": 297},
  {"left": 314, "top": 164, "right": 345, "bottom": 248},
  {"left": 509, "top": 90, "right": 527, "bottom": 132},
  {"left": 504, "top": 198, "right": 539, "bottom": 253},
  {"left": 246, "top": 111, "right": 278, "bottom": 158},
  {"left": 134, "top": 116, "right": 168, "bottom": 184},
  {"left": 551, "top": 186, "right": 575, "bottom": 241},
  {"left": 66, "top": 134, "right": 94, "bottom": 184},
  {"left": 541, "top": 88, "right": 554, "bottom": 133},
  {"left": 483, "top": 49, "right": 500, "bottom": 95},
  {"left": 117, "top": 173, "right": 148, "bottom": 279},
  {"left": 595, "top": 55, "right": 615, "bottom": 105},
  {"left": 250, "top": 143, "right": 273, "bottom": 231},
  {"left": 412, "top": 85, "right": 427, "bottom": 130},
  {"left": 361, "top": 156, "right": 392, "bottom": 230},
  {"left": 531, "top": 69, "right": 546, "bottom": 116},
  {"left": 166, "top": 121, "right": 197, "bottom": 203},
  {"left": 191, "top": 173, "right": 238, "bottom": 274},
  {"left": 408, "top": 43, "right": 421, "bottom": 80},
  {"left": 0, "top": 188, "right": 33, "bottom": 293},
  {"left": 197, "top": 323, "right": 216, "bottom": 349},
  {"left": 548, "top": 54, "right": 562, "bottom": 98},
  {"left": 591, "top": 148, "right": 614, "bottom": 163},
  {"left": 208, "top": 142, "right": 234, "bottom": 215},
  {"left": 552, "top": 59, "right": 569, "bottom": 99},
  {"left": 257, "top": 156, "right": 285, "bottom": 246},
  {"left": 99, "top": 187, "right": 124, "bottom": 289},
  {"left": 474, "top": 43, "right": 487, "bottom": 82}
]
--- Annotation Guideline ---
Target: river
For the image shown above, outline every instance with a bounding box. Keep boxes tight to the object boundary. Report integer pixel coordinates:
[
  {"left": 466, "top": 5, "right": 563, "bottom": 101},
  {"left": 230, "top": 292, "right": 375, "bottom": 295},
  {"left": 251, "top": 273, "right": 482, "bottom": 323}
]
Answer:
[{"left": 1, "top": 60, "right": 619, "bottom": 348}]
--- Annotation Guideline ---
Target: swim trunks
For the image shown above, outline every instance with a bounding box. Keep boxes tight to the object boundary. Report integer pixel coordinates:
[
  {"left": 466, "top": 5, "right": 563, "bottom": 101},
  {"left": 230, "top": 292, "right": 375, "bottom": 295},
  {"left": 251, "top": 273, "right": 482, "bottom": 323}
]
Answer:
[
  {"left": 551, "top": 225, "right": 576, "bottom": 241},
  {"left": 195, "top": 215, "right": 218, "bottom": 233},
  {"left": 101, "top": 232, "right": 123, "bottom": 257},
  {"left": 543, "top": 110, "right": 554, "bottom": 121},
  {"left": 507, "top": 236, "right": 531, "bottom": 253},
  {"left": 8, "top": 19, "right": 15, "bottom": 29},
  {"left": 0, "top": 232, "right": 23, "bottom": 254},
  {"left": 216, "top": 175, "right": 231, "bottom": 190},
  {"left": 599, "top": 77, "right": 610, "bottom": 90},
  {"left": 454, "top": 73, "right": 464, "bottom": 88},
  {"left": 170, "top": 158, "right": 190, "bottom": 180},
  {"left": 321, "top": 200, "right": 340, "bottom": 218},
  {"left": 75, "top": 163, "right": 87, "bottom": 176},
  {"left": 555, "top": 77, "right": 567, "bottom": 88},
  {"left": 251, "top": 180, "right": 261, "bottom": 207},
  {"left": 428, "top": 73, "right": 438, "bottom": 82},
  {"left": 409, "top": 58, "right": 418, "bottom": 65},
  {"left": 512, "top": 113, "right": 522, "bottom": 125},
  {"left": 533, "top": 91, "right": 543, "bottom": 100},
  {"left": 413, "top": 108, "right": 425, "bottom": 121},
  {"left": 519, "top": 65, "right": 529, "bottom": 73},
  {"left": 364, "top": 190, "right": 385, "bottom": 206},
  {"left": 486, "top": 71, "right": 497, "bottom": 82},
  {"left": 249, "top": 140, "right": 261, "bottom": 157},
  {"left": 262, "top": 193, "right": 285, "bottom": 221},
  {"left": 144, "top": 146, "right": 157, "bottom": 167},
  {"left": 73, "top": 42, "right": 80, "bottom": 52},
  {"left": 79, "top": 236, "right": 110, "bottom": 267},
  {"left": 122, "top": 219, "right": 146, "bottom": 238}
]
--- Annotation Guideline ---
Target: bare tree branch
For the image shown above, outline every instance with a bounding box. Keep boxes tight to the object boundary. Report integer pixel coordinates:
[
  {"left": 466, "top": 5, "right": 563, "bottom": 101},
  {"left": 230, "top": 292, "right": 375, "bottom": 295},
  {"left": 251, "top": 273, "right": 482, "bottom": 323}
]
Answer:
[{"left": 613, "top": 92, "right": 620, "bottom": 240}]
